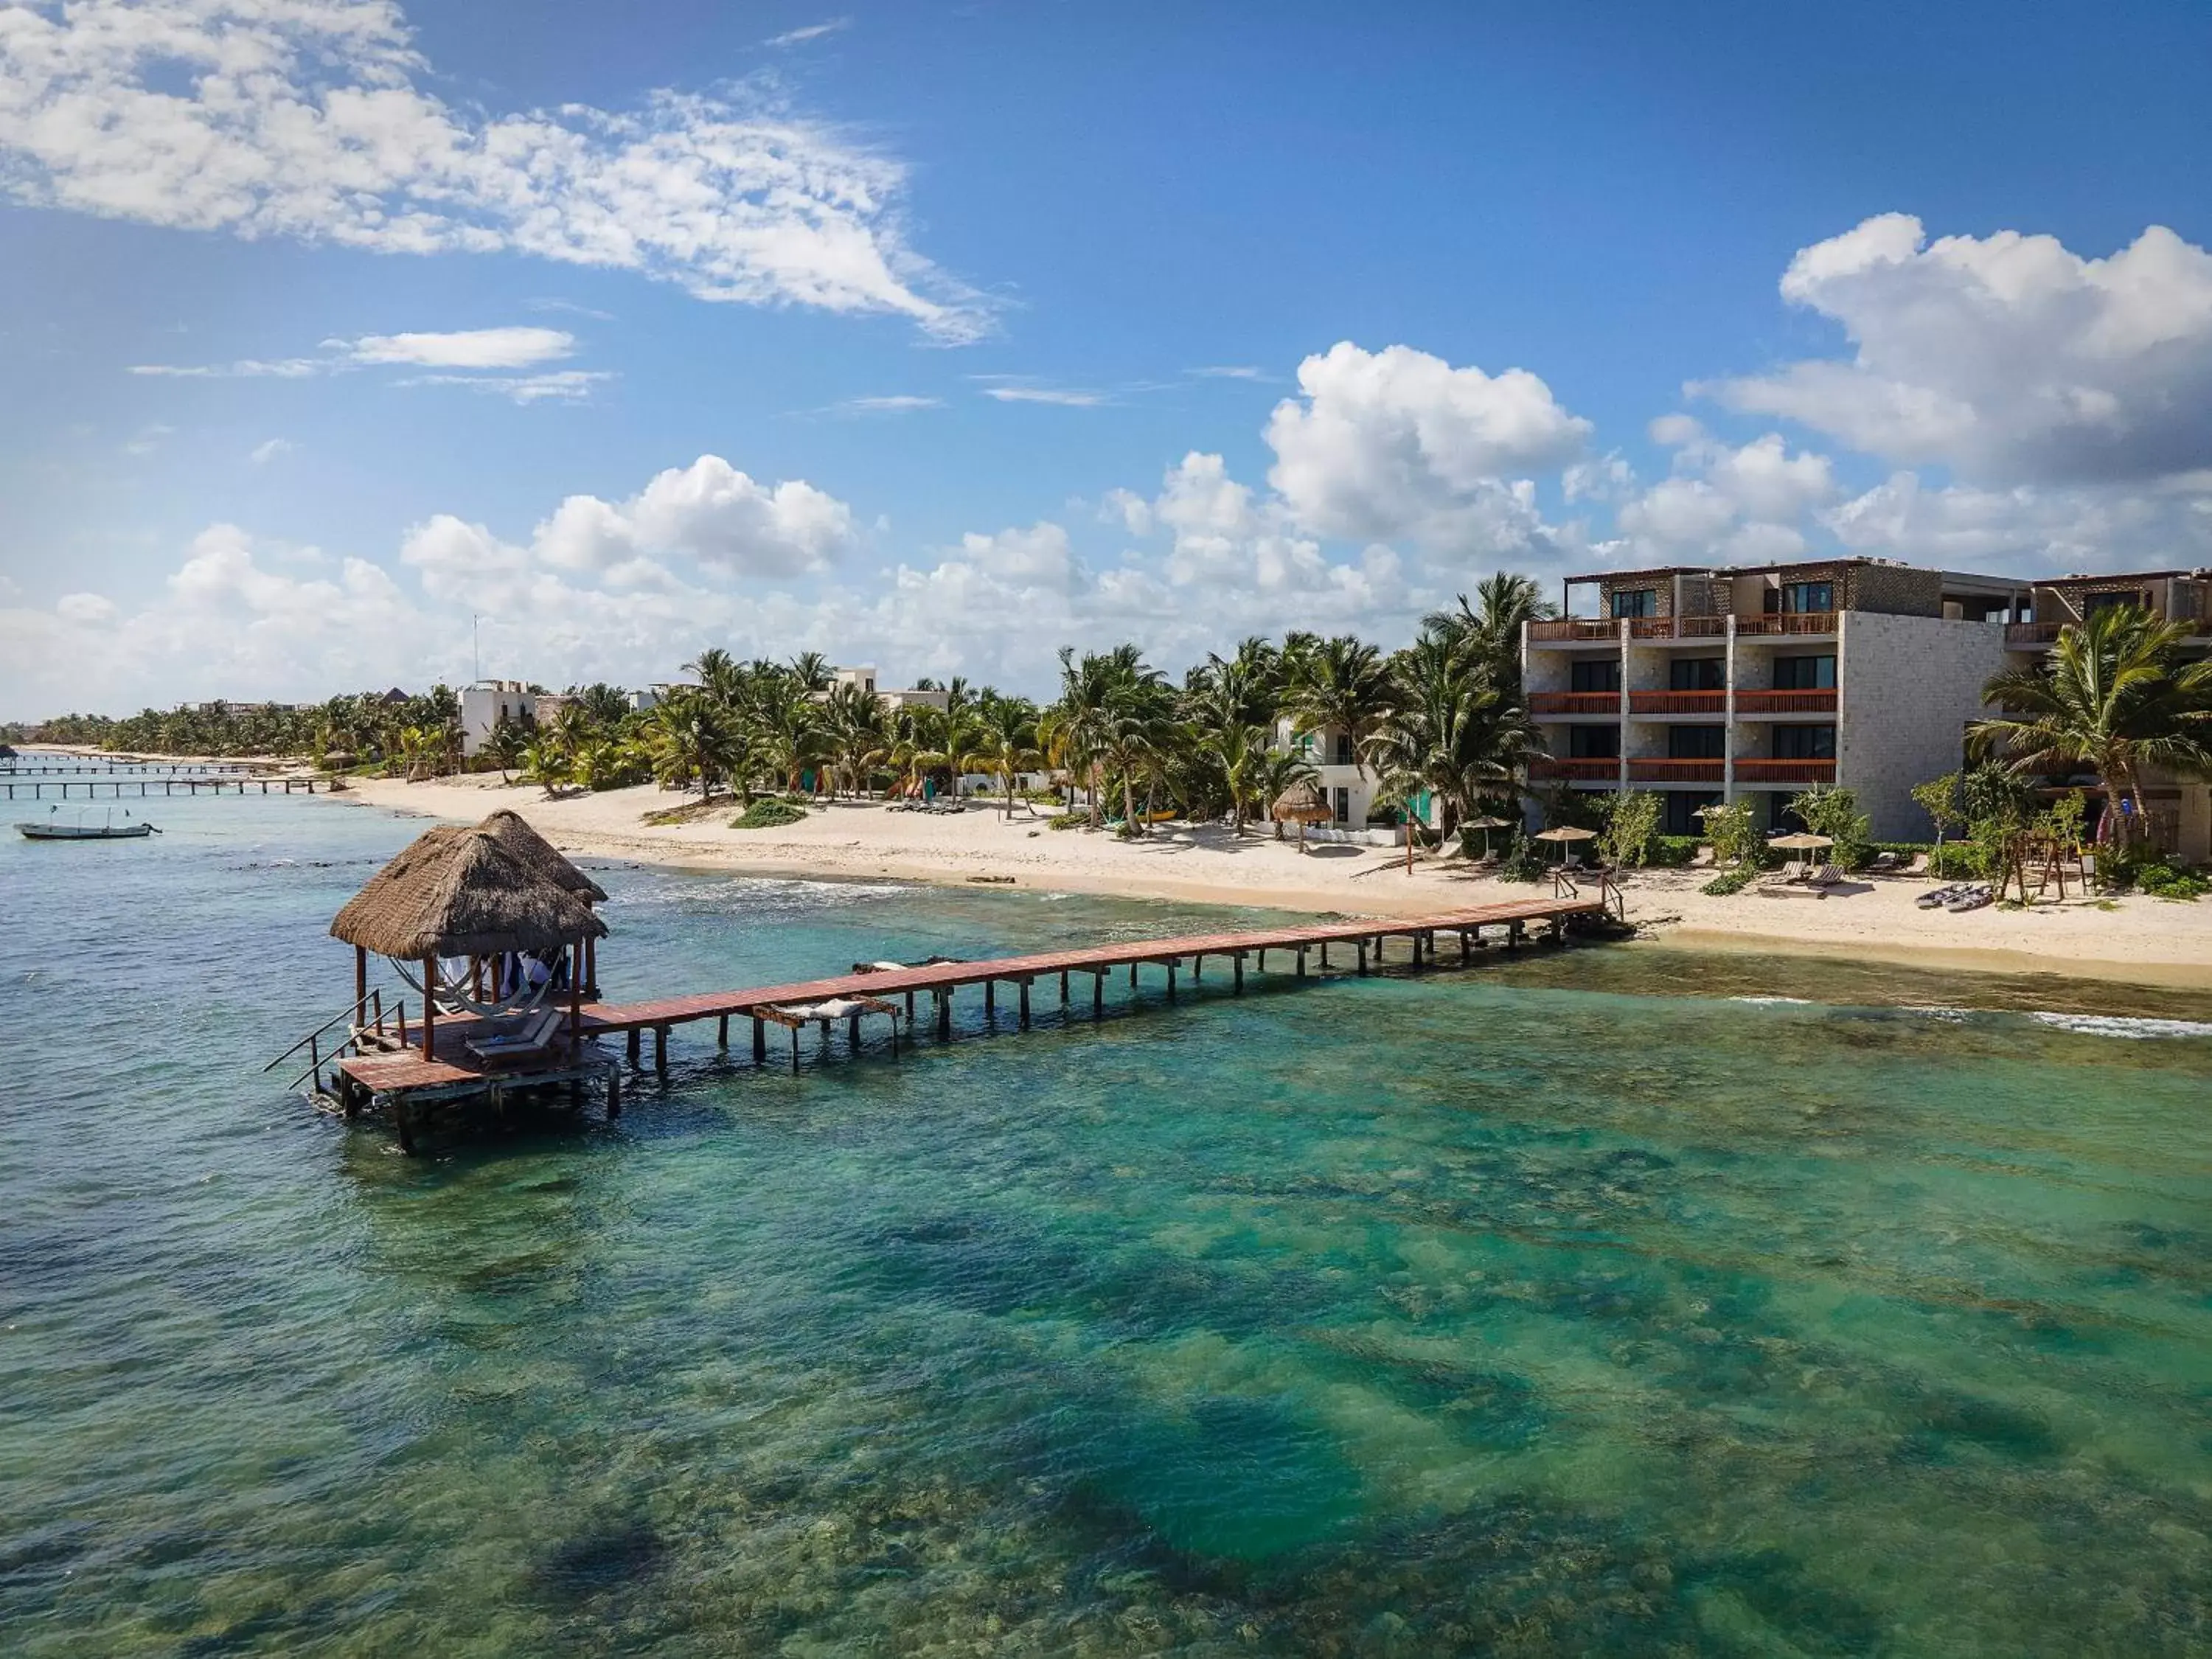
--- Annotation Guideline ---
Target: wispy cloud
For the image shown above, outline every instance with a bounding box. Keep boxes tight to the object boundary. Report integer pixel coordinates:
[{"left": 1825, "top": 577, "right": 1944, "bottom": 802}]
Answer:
[
  {"left": 128, "top": 358, "right": 319, "bottom": 379},
  {"left": 339, "top": 328, "right": 575, "bottom": 369},
  {"left": 765, "top": 18, "right": 852, "bottom": 46},
  {"left": 0, "top": 1, "right": 986, "bottom": 341},
  {"left": 833, "top": 394, "right": 945, "bottom": 414},
  {"left": 403, "top": 370, "right": 615, "bottom": 405},
  {"left": 122, "top": 423, "right": 174, "bottom": 456},
  {"left": 978, "top": 381, "right": 1108, "bottom": 408},
  {"left": 526, "top": 298, "right": 618, "bottom": 321},
  {"left": 1189, "top": 365, "right": 1265, "bottom": 380},
  {"left": 248, "top": 438, "right": 294, "bottom": 465}
]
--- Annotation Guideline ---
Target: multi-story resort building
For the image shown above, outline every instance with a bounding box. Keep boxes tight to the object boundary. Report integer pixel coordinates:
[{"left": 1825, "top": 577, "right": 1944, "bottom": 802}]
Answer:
[{"left": 1523, "top": 557, "right": 2212, "bottom": 860}]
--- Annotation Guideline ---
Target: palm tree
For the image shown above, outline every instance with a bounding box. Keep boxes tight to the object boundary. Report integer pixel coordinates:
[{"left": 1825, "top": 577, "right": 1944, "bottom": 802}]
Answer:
[
  {"left": 1422, "top": 571, "right": 1557, "bottom": 695},
  {"left": 1046, "top": 645, "right": 1140, "bottom": 827},
  {"left": 788, "top": 652, "right": 833, "bottom": 693},
  {"left": 1285, "top": 635, "right": 1395, "bottom": 779},
  {"left": 821, "top": 680, "right": 890, "bottom": 798},
  {"left": 521, "top": 735, "right": 571, "bottom": 800},
  {"left": 967, "top": 696, "right": 1043, "bottom": 815},
  {"left": 645, "top": 692, "right": 737, "bottom": 801},
  {"left": 1969, "top": 605, "right": 2212, "bottom": 846}
]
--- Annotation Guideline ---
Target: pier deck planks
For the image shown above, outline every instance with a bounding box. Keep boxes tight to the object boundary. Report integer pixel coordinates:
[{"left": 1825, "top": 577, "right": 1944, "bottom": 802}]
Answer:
[{"left": 335, "top": 894, "right": 1601, "bottom": 1099}]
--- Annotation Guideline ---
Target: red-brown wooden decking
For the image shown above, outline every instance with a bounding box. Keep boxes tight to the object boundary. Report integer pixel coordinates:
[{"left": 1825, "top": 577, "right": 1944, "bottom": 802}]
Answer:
[{"left": 334, "top": 893, "right": 1605, "bottom": 1103}]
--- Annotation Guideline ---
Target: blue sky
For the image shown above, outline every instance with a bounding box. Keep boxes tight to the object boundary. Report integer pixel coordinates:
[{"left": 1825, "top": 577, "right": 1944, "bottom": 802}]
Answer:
[{"left": 4, "top": 0, "right": 2210, "bottom": 714}]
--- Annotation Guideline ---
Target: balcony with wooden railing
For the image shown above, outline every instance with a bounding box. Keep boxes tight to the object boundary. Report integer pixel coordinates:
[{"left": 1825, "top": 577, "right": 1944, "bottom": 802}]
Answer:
[
  {"left": 1627, "top": 757, "right": 1724, "bottom": 784},
  {"left": 2004, "top": 622, "right": 2062, "bottom": 647},
  {"left": 1627, "top": 690, "right": 1725, "bottom": 715},
  {"left": 1734, "top": 758, "right": 1836, "bottom": 785},
  {"left": 1528, "top": 691, "right": 1621, "bottom": 715},
  {"left": 1732, "top": 689, "right": 1837, "bottom": 714},
  {"left": 1526, "top": 757, "right": 1621, "bottom": 782},
  {"left": 1527, "top": 619, "right": 1621, "bottom": 643},
  {"left": 1734, "top": 612, "right": 1838, "bottom": 636}
]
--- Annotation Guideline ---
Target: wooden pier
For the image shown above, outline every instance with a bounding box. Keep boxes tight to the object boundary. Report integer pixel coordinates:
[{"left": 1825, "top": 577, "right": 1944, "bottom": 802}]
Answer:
[
  {"left": 4, "top": 775, "right": 328, "bottom": 800},
  {"left": 330, "top": 892, "right": 1610, "bottom": 1149}
]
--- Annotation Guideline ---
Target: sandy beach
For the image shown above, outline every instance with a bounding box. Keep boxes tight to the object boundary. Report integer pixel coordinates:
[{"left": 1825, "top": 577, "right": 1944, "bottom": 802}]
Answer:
[{"left": 320, "top": 773, "right": 2212, "bottom": 989}]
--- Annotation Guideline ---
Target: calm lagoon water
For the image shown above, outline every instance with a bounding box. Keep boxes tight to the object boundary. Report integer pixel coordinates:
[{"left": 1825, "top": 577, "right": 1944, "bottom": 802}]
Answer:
[{"left": 4, "top": 787, "right": 2210, "bottom": 1655}]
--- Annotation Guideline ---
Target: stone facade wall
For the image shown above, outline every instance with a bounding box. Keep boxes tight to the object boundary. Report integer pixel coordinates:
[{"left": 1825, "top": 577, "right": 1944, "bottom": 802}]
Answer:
[
  {"left": 1843, "top": 563, "right": 1942, "bottom": 617},
  {"left": 1835, "top": 612, "right": 2011, "bottom": 840},
  {"left": 1596, "top": 577, "right": 1674, "bottom": 616}
]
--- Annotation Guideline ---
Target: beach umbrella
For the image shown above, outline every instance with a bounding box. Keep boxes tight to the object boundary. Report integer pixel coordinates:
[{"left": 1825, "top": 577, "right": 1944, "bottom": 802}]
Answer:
[
  {"left": 1533, "top": 824, "right": 1598, "bottom": 866},
  {"left": 1464, "top": 814, "right": 1512, "bottom": 858},
  {"left": 1768, "top": 830, "right": 1834, "bottom": 867},
  {"left": 1270, "top": 778, "right": 1333, "bottom": 854}
]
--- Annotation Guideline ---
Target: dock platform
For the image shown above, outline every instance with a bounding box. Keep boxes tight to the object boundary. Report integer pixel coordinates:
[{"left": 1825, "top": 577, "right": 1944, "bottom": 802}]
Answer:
[{"left": 330, "top": 893, "right": 1610, "bottom": 1146}]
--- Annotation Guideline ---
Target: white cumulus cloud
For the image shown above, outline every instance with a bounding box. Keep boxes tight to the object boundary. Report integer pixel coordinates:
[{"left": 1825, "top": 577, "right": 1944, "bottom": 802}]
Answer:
[
  {"left": 1706, "top": 215, "right": 2212, "bottom": 485},
  {"left": 0, "top": 0, "right": 988, "bottom": 341},
  {"left": 1264, "top": 341, "right": 1590, "bottom": 548}
]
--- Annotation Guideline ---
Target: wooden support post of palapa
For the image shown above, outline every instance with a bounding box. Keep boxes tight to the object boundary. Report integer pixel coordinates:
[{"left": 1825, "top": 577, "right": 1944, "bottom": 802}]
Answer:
[{"left": 420, "top": 956, "right": 437, "bottom": 1060}]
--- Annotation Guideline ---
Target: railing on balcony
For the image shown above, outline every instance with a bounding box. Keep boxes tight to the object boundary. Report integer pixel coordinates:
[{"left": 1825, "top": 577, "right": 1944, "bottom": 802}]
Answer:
[
  {"left": 1733, "top": 689, "right": 1837, "bottom": 714},
  {"left": 1627, "top": 758, "right": 1724, "bottom": 783},
  {"left": 1527, "top": 758, "right": 1620, "bottom": 782},
  {"left": 1628, "top": 616, "right": 1674, "bottom": 639},
  {"left": 1627, "top": 690, "right": 1725, "bottom": 715},
  {"left": 1528, "top": 691, "right": 1621, "bottom": 715},
  {"left": 1528, "top": 619, "right": 1620, "bottom": 642},
  {"left": 1674, "top": 615, "right": 1729, "bottom": 638},
  {"left": 1734, "top": 758, "right": 1836, "bottom": 785},
  {"left": 1735, "top": 612, "right": 1838, "bottom": 636},
  {"left": 2005, "top": 622, "right": 2063, "bottom": 646}
]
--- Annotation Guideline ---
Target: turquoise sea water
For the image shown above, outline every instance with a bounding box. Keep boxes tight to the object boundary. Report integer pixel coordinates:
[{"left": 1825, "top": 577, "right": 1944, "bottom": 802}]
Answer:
[{"left": 4, "top": 785, "right": 2210, "bottom": 1656}]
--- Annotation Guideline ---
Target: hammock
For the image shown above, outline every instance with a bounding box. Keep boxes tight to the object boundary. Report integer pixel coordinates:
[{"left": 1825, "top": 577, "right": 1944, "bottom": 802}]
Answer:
[{"left": 389, "top": 953, "right": 559, "bottom": 1020}]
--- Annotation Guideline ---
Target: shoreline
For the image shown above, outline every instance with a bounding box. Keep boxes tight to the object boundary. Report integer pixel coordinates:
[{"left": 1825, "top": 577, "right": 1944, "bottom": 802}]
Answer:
[{"left": 318, "top": 773, "right": 2212, "bottom": 991}]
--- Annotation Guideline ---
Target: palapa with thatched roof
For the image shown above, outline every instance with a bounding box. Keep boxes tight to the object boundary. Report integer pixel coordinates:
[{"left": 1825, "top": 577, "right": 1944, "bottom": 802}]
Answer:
[
  {"left": 332, "top": 823, "right": 608, "bottom": 1059},
  {"left": 1270, "top": 777, "right": 1335, "bottom": 852},
  {"left": 332, "top": 827, "right": 605, "bottom": 961},
  {"left": 478, "top": 808, "right": 608, "bottom": 903}
]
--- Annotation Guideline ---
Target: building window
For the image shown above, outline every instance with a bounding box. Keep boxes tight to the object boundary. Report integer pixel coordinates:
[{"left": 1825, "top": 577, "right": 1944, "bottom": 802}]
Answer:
[
  {"left": 1610, "top": 588, "right": 1658, "bottom": 619},
  {"left": 1665, "top": 790, "right": 1721, "bottom": 835},
  {"left": 1668, "top": 725, "right": 1725, "bottom": 759},
  {"left": 1332, "top": 732, "right": 1354, "bottom": 766},
  {"left": 1773, "top": 724, "right": 1836, "bottom": 759},
  {"left": 1568, "top": 726, "right": 1621, "bottom": 759},
  {"left": 1773, "top": 655, "right": 1836, "bottom": 689},
  {"left": 1772, "top": 580, "right": 1834, "bottom": 615},
  {"left": 1334, "top": 786, "right": 1350, "bottom": 824},
  {"left": 2081, "top": 590, "right": 2144, "bottom": 618},
  {"left": 1570, "top": 658, "right": 1621, "bottom": 693},
  {"left": 1669, "top": 658, "right": 1725, "bottom": 692}
]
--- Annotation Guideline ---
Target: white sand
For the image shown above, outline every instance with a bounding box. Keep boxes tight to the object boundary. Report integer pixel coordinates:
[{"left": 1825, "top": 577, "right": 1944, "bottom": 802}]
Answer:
[{"left": 322, "top": 773, "right": 2212, "bottom": 989}]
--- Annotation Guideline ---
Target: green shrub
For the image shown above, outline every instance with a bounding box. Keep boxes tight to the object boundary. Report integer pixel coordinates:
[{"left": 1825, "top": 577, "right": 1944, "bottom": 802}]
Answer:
[
  {"left": 1701, "top": 867, "right": 1756, "bottom": 896},
  {"left": 1599, "top": 790, "right": 1663, "bottom": 869},
  {"left": 1649, "top": 835, "right": 1702, "bottom": 868},
  {"left": 731, "top": 798, "right": 807, "bottom": 830},
  {"left": 2138, "top": 865, "right": 2211, "bottom": 901},
  {"left": 1048, "top": 811, "right": 1087, "bottom": 830},
  {"left": 1495, "top": 832, "right": 1548, "bottom": 883}
]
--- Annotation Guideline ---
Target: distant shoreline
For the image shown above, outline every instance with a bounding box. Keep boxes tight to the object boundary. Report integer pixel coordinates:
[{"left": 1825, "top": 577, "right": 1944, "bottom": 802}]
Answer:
[{"left": 315, "top": 772, "right": 2212, "bottom": 992}]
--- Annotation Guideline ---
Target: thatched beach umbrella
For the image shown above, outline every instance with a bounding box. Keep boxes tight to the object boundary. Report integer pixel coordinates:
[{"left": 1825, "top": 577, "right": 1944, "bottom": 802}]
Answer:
[
  {"left": 1768, "top": 830, "right": 1834, "bottom": 867},
  {"left": 333, "top": 826, "right": 607, "bottom": 1057},
  {"left": 1534, "top": 824, "right": 1598, "bottom": 865},
  {"left": 1271, "top": 778, "right": 1333, "bottom": 853},
  {"left": 1464, "top": 814, "right": 1512, "bottom": 858}
]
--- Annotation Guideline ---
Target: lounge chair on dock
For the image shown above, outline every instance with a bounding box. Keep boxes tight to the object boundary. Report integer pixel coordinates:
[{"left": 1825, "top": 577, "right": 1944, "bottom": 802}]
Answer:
[{"left": 465, "top": 1004, "right": 568, "bottom": 1067}]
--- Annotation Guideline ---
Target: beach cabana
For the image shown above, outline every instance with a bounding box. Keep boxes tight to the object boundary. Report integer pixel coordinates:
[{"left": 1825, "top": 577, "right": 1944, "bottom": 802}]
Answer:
[
  {"left": 1271, "top": 779, "right": 1334, "bottom": 852},
  {"left": 331, "top": 826, "right": 608, "bottom": 1059}
]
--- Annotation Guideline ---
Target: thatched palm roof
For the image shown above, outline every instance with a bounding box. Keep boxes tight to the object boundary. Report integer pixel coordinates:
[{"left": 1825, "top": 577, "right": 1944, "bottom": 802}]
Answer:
[
  {"left": 478, "top": 808, "right": 608, "bottom": 903},
  {"left": 1270, "top": 778, "right": 1333, "bottom": 822},
  {"left": 331, "top": 826, "right": 607, "bottom": 959}
]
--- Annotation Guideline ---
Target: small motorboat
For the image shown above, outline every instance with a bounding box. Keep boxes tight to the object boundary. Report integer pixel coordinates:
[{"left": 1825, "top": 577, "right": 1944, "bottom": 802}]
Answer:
[
  {"left": 17, "top": 807, "right": 160, "bottom": 841},
  {"left": 1916, "top": 883, "right": 1969, "bottom": 910},
  {"left": 1943, "top": 884, "right": 1994, "bottom": 914}
]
